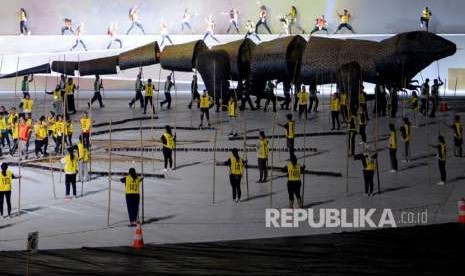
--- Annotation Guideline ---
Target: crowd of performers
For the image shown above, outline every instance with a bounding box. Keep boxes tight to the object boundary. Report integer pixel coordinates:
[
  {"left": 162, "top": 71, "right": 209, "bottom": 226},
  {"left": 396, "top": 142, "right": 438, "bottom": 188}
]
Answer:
[
  {"left": 15, "top": 5, "right": 434, "bottom": 49},
  {"left": 0, "top": 66, "right": 463, "bottom": 221}
]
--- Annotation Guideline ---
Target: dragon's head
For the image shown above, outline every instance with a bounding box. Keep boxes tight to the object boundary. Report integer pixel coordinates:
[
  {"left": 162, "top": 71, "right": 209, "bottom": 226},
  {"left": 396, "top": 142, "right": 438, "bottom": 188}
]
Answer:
[{"left": 376, "top": 31, "right": 456, "bottom": 88}]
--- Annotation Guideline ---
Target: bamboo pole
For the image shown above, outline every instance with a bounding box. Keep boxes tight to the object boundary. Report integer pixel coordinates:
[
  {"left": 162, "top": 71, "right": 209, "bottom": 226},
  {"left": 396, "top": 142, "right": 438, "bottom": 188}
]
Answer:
[
  {"left": 18, "top": 139, "right": 22, "bottom": 216},
  {"left": 76, "top": 55, "right": 80, "bottom": 109},
  {"left": 14, "top": 56, "right": 20, "bottom": 99},
  {"left": 172, "top": 71, "right": 177, "bottom": 170},
  {"left": 140, "top": 120, "right": 145, "bottom": 223},
  {"left": 242, "top": 108, "right": 249, "bottom": 199},
  {"left": 212, "top": 127, "right": 218, "bottom": 204},
  {"left": 88, "top": 96, "right": 93, "bottom": 182},
  {"left": 50, "top": 148, "right": 56, "bottom": 199},
  {"left": 302, "top": 116, "right": 306, "bottom": 205},
  {"left": 270, "top": 84, "right": 277, "bottom": 207},
  {"left": 107, "top": 120, "right": 112, "bottom": 226}
]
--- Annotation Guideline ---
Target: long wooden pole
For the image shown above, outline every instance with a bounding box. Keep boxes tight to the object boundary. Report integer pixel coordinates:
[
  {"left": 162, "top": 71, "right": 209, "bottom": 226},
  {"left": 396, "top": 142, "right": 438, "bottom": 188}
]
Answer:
[
  {"left": 140, "top": 120, "right": 145, "bottom": 223},
  {"left": 302, "top": 117, "right": 306, "bottom": 205},
  {"left": 76, "top": 55, "right": 80, "bottom": 109},
  {"left": 88, "top": 96, "right": 93, "bottom": 180},
  {"left": 14, "top": 56, "right": 20, "bottom": 99},
  {"left": 212, "top": 127, "right": 218, "bottom": 204},
  {"left": 18, "top": 139, "right": 22, "bottom": 216},
  {"left": 172, "top": 71, "right": 177, "bottom": 170},
  {"left": 107, "top": 120, "right": 112, "bottom": 226},
  {"left": 243, "top": 110, "right": 249, "bottom": 199},
  {"left": 270, "top": 85, "right": 277, "bottom": 207}
]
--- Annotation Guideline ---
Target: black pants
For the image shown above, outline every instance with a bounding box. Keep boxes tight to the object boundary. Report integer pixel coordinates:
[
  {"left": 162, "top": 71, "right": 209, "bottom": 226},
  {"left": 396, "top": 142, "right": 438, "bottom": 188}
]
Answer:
[
  {"left": 130, "top": 90, "right": 144, "bottom": 108},
  {"left": 404, "top": 142, "right": 410, "bottom": 160},
  {"left": 298, "top": 104, "right": 308, "bottom": 119},
  {"left": 420, "top": 98, "right": 428, "bottom": 115},
  {"left": 420, "top": 17, "right": 429, "bottom": 31},
  {"left": 1, "top": 130, "right": 11, "bottom": 148},
  {"left": 359, "top": 125, "right": 367, "bottom": 143},
  {"left": 55, "top": 135, "right": 63, "bottom": 154},
  {"left": 66, "top": 134, "right": 72, "bottom": 147},
  {"left": 264, "top": 96, "right": 276, "bottom": 112},
  {"left": 331, "top": 111, "right": 340, "bottom": 129},
  {"left": 360, "top": 104, "right": 369, "bottom": 121},
  {"left": 335, "top": 23, "right": 355, "bottom": 33},
  {"left": 90, "top": 92, "right": 104, "bottom": 107},
  {"left": 389, "top": 148, "right": 398, "bottom": 171},
  {"left": 258, "top": 158, "right": 268, "bottom": 181},
  {"left": 160, "top": 92, "right": 172, "bottom": 109},
  {"left": 281, "top": 93, "right": 291, "bottom": 110},
  {"left": 65, "top": 174, "right": 77, "bottom": 196},
  {"left": 430, "top": 99, "right": 437, "bottom": 117},
  {"left": 20, "top": 21, "right": 29, "bottom": 34},
  {"left": 188, "top": 92, "right": 200, "bottom": 109},
  {"left": 287, "top": 138, "right": 295, "bottom": 158},
  {"left": 438, "top": 160, "right": 446, "bottom": 182},
  {"left": 35, "top": 140, "right": 44, "bottom": 156},
  {"left": 230, "top": 175, "right": 242, "bottom": 200},
  {"left": 200, "top": 108, "right": 210, "bottom": 124},
  {"left": 0, "top": 191, "right": 12, "bottom": 216},
  {"left": 43, "top": 137, "right": 48, "bottom": 155},
  {"left": 308, "top": 97, "right": 319, "bottom": 113},
  {"left": 82, "top": 133, "right": 90, "bottom": 149},
  {"left": 287, "top": 180, "right": 302, "bottom": 201},
  {"left": 126, "top": 194, "right": 140, "bottom": 223},
  {"left": 310, "top": 26, "right": 328, "bottom": 34},
  {"left": 341, "top": 105, "right": 348, "bottom": 122},
  {"left": 67, "top": 95, "right": 76, "bottom": 113},
  {"left": 348, "top": 131, "right": 356, "bottom": 156},
  {"left": 363, "top": 170, "right": 374, "bottom": 194},
  {"left": 255, "top": 20, "right": 272, "bottom": 34},
  {"left": 144, "top": 96, "right": 154, "bottom": 114},
  {"left": 454, "top": 138, "right": 463, "bottom": 157},
  {"left": 163, "top": 147, "right": 173, "bottom": 169}
]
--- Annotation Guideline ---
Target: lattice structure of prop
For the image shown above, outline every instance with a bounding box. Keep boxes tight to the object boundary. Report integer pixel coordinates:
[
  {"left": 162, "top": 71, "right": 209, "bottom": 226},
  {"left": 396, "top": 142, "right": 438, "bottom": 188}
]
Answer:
[
  {"left": 160, "top": 40, "right": 208, "bottom": 72},
  {"left": 119, "top": 42, "right": 160, "bottom": 70}
]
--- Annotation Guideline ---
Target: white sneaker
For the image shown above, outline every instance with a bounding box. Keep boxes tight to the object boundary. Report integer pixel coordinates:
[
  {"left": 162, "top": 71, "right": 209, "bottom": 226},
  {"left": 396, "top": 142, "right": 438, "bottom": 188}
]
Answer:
[
  {"left": 163, "top": 168, "right": 168, "bottom": 172},
  {"left": 437, "top": 181, "right": 445, "bottom": 186},
  {"left": 389, "top": 169, "right": 397, "bottom": 173}
]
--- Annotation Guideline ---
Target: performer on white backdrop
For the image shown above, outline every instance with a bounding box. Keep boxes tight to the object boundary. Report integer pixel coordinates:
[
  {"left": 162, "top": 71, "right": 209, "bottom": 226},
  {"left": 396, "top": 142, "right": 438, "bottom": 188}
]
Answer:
[
  {"left": 61, "top": 17, "right": 75, "bottom": 35},
  {"left": 278, "top": 15, "right": 290, "bottom": 37},
  {"left": 245, "top": 19, "right": 261, "bottom": 41},
  {"left": 107, "top": 21, "right": 122, "bottom": 49},
  {"left": 18, "top": 8, "right": 31, "bottom": 35},
  {"left": 160, "top": 21, "right": 174, "bottom": 47},
  {"left": 203, "top": 15, "right": 220, "bottom": 43},
  {"left": 181, "top": 8, "right": 194, "bottom": 33},
  {"left": 126, "top": 5, "right": 146, "bottom": 35},
  {"left": 222, "top": 8, "right": 240, "bottom": 34},
  {"left": 310, "top": 15, "right": 329, "bottom": 35},
  {"left": 255, "top": 3, "right": 272, "bottom": 34},
  {"left": 286, "top": 6, "right": 306, "bottom": 34},
  {"left": 70, "top": 23, "right": 88, "bottom": 51}
]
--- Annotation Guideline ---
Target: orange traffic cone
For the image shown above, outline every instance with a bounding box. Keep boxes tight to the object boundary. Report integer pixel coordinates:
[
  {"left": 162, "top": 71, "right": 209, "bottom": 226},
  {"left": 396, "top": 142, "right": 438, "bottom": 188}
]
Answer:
[
  {"left": 458, "top": 198, "right": 465, "bottom": 224},
  {"left": 132, "top": 223, "right": 144, "bottom": 249}
]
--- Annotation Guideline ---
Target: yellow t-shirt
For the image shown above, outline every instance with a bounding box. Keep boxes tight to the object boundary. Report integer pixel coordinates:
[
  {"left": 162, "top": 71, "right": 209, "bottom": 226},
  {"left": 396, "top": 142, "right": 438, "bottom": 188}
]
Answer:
[
  {"left": 125, "top": 176, "right": 141, "bottom": 194},
  {"left": 287, "top": 163, "right": 301, "bottom": 181},
  {"left": 0, "top": 171, "right": 13, "bottom": 192}
]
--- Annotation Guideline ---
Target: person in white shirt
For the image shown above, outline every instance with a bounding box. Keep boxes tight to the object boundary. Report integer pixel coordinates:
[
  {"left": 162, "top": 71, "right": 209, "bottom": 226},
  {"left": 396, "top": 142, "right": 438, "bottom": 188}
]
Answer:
[{"left": 203, "top": 15, "right": 220, "bottom": 43}]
